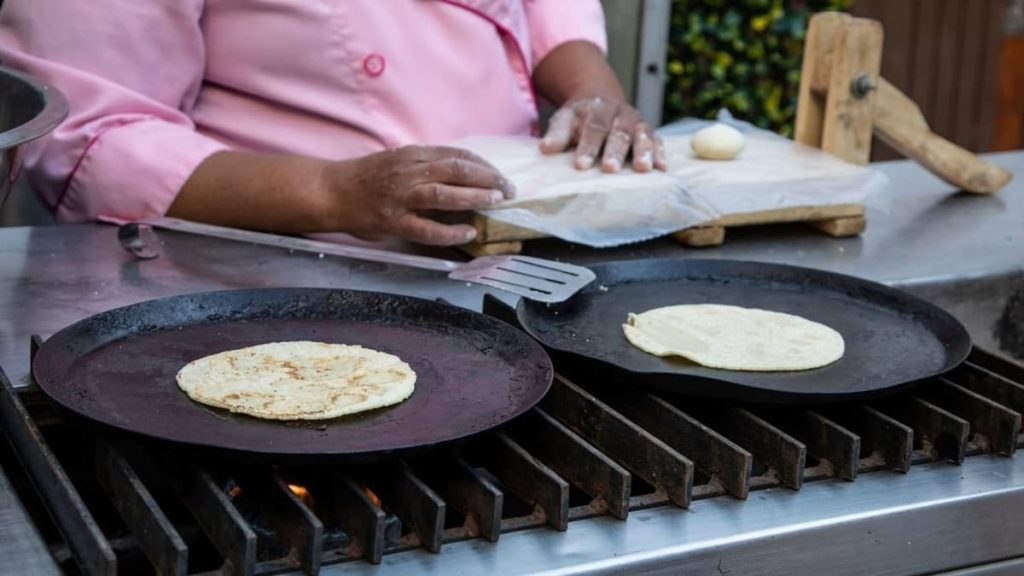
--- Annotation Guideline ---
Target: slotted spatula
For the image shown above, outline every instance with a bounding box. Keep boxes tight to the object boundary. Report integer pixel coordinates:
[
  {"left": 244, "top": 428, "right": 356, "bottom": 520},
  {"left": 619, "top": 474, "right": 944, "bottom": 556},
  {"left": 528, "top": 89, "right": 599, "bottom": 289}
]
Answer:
[{"left": 117, "top": 217, "right": 595, "bottom": 303}]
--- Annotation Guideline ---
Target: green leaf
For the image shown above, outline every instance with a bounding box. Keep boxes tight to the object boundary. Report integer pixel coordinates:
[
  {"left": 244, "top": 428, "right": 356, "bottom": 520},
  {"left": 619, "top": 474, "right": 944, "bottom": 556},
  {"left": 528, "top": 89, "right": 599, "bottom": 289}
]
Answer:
[{"left": 663, "top": 0, "right": 850, "bottom": 134}]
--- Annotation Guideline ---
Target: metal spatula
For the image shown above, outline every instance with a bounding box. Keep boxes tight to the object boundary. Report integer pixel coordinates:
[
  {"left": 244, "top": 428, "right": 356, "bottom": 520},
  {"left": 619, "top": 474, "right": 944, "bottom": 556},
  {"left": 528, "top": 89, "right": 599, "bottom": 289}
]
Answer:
[{"left": 117, "top": 217, "right": 595, "bottom": 303}]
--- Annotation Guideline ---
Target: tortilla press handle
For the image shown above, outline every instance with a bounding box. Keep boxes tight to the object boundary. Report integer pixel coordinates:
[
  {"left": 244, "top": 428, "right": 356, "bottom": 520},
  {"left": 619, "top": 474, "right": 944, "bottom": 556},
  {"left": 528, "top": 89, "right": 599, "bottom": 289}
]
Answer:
[{"left": 117, "top": 217, "right": 461, "bottom": 273}]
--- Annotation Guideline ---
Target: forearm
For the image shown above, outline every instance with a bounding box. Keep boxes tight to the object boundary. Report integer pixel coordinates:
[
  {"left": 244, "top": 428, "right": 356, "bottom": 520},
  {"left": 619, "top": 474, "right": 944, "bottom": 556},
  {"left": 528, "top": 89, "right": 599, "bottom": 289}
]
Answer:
[
  {"left": 168, "top": 151, "right": 336, "bottom": 234},
  {"left": 532, "top": 40, "right": 624, "bottom": 105},
  {"left": 168, "top": 146, "right": 512, "bottom": 245}
]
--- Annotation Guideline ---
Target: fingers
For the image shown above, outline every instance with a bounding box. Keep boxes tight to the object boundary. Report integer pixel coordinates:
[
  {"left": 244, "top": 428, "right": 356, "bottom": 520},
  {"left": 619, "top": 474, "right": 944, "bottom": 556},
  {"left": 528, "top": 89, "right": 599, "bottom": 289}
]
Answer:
[
  {"left": 399, "top": 146, "right": 500, "bottom": 177},
  {"left": 539, "top": 106, "right": 578, "bottom": 154},
  {"left": 421, "top": 157, "right": 515, "bottom": 199},
  {"left": 393, "top": 213, "right": 478, "bottom": 246},
  {"left": 573, "top": 97, "right": 614, "bottom": 170},
  {"left": 600, "top": 118, "right": 633, "bottom": 173},
  {"left": 401, "top": 145, "right": 490, "bottom": 166},
  {"left": 653, "top": 136, "right": 668, "bottom": 171},
  {"left": 399, "top": 146, "right": 515, "bottom": 199},
  {"left": 406, "top": 183, "right": 505, "bottom": 211},
  {"left": 544, "top": 97, "right": 667, "bottom": 173},
  {"left": 631, "top": 123, "right": 656, "bottom": 172}
]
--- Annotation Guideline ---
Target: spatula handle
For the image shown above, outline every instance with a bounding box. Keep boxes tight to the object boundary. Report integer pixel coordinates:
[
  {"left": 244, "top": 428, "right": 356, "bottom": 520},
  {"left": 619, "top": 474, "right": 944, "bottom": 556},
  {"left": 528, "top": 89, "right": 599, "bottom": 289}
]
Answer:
[{"left": 128, "top": 217, "right": 461, "bottom": 273}]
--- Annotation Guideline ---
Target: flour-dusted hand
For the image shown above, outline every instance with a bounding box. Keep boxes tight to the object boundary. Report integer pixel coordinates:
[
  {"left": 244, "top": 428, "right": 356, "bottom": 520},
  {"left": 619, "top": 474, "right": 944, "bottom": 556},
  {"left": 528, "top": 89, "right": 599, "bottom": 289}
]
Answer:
[
  {"left": 171, "top": 146, "right": 515, "bottom": 246},
  {"left": 323, "top": 146, "right": 516, "bottom": 245},
  {"left": 540, "top": 96, "right": 667, "bottom": 173},
  {"left": 532, "top": 40, "right": 667, "bottom": 174}
]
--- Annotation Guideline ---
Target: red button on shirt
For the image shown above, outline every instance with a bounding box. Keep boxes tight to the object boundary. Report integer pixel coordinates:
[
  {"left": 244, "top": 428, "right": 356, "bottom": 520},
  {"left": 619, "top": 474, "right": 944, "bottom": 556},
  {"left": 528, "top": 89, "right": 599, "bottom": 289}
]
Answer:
[{"left": 363, "top": 53, "right": 386, "bottom": 77}]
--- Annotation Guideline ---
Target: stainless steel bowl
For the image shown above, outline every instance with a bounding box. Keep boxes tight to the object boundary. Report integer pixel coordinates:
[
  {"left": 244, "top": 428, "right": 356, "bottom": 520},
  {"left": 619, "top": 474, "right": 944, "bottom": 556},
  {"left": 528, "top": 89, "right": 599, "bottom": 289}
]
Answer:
[{"left": 0, "top": 65, "right": 68, "bottom": 208}]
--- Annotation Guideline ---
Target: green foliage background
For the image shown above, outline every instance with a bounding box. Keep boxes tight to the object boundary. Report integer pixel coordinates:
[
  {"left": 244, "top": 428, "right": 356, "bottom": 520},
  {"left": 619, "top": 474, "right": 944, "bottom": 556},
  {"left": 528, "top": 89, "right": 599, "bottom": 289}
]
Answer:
[{"left": 663, "top": 0, "right": 854, "bottom": 136}]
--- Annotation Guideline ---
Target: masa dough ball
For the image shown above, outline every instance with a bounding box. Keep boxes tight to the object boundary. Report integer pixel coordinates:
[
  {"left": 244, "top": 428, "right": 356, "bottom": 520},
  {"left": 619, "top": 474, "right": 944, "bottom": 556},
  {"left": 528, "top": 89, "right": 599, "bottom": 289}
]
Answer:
[{"left": 691, "top": 123, "right": 745, "bottom": 160}]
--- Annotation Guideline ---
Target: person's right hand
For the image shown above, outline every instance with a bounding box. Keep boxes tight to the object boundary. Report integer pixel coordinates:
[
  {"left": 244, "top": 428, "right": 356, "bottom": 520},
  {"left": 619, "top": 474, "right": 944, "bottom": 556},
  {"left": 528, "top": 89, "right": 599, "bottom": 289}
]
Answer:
[{"left": 324, "top": 145, "right": 516, "bottom": 246}]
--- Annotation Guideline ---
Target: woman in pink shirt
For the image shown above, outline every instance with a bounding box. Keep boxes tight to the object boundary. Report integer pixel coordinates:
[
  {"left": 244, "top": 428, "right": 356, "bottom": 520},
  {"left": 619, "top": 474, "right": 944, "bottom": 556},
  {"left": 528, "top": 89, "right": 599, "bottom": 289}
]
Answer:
[{"left": 0, "top": 1, "right": 665, "bottom": 245}]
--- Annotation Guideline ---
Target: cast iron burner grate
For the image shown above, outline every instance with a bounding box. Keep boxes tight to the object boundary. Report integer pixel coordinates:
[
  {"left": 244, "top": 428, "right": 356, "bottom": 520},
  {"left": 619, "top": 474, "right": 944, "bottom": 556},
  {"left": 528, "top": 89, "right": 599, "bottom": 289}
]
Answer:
[{"left": 2, "top": 328, "right": 1024, "bottom": 574}]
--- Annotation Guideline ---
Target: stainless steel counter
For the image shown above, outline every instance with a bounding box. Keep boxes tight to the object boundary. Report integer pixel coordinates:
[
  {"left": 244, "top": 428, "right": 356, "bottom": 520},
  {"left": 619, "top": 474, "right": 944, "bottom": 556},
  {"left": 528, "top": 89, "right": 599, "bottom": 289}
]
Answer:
[
  {"left": 345, "top": 454, "right": 1024, "bottom": 576},
  {"left": 1, "top": 152, "right": 1021, "bottom": 391},
  {"left": 0, "top": 151, "right": 1021, "bottom": 573},
  {"left": 528, "top": 152, "right": 1024, "bottom": 285}
]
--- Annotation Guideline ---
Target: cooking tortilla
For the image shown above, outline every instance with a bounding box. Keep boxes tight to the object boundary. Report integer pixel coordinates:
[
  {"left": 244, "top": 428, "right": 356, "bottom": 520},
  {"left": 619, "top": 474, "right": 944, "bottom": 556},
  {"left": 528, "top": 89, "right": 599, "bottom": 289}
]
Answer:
[
  {"left": 175, "top": 341, "right": 416, "bottom": 420},
  {"left": 623, "top": 304, "right": 844, "bottom": 371}
]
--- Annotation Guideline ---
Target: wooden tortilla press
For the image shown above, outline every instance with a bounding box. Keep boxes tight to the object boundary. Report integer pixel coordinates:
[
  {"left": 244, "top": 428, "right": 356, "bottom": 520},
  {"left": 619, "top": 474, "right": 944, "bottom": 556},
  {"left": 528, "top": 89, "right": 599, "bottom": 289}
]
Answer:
[
  {"left": 795, "top": 12, "right": 1012, "bottom": 194},
  {"left": 457, "top": 13, "right": 1012, "bottom": 256}
]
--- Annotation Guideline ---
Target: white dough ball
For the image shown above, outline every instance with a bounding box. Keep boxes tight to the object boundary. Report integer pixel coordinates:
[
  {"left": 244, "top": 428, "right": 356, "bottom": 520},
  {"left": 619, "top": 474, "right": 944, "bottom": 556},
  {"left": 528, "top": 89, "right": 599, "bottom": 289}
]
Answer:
[{"left": 691, "top": 123, "right": 745, "bottom": 160}]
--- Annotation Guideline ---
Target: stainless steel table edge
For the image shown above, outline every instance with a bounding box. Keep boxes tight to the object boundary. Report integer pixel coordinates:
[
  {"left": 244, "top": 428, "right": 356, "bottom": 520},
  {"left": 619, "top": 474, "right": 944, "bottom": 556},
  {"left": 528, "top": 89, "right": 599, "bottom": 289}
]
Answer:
[{"left": 339, "top": 454, "right": 1024, "bottom": 576}]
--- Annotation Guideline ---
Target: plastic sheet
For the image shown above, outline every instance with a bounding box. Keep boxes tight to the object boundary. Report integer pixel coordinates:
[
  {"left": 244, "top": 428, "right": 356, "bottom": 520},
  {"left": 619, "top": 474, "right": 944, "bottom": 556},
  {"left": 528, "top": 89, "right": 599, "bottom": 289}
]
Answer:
[{"left": 456, "top": 113, "right": 888, "bottom": 248}]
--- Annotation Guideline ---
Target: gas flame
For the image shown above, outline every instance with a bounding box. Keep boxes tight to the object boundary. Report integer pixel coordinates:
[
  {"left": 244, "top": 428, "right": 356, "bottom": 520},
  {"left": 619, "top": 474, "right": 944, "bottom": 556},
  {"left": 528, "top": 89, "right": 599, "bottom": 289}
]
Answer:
[
  {"left": 287, "top": 483, "right": 314, "bottom": 507},
  {"left": 363, "top": 486, "right": 382, "bottom": 508}
]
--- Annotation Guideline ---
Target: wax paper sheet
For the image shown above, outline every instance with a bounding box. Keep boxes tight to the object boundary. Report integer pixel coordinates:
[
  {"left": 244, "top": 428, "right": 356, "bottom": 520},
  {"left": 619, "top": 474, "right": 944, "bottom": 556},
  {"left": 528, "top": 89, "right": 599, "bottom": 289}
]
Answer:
[{"left": 456, "top": 113, "right": 888, "bottom": 248}]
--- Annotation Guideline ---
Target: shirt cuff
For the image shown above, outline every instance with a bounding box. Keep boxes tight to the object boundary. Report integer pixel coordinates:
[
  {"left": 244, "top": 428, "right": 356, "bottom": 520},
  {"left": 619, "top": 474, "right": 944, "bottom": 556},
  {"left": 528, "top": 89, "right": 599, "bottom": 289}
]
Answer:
[
  {"left": 55, "top": 119, "right": 229, "bottom": 223},
  {"left": 527, "top": 0, "right": 608, "bottom": 68}
]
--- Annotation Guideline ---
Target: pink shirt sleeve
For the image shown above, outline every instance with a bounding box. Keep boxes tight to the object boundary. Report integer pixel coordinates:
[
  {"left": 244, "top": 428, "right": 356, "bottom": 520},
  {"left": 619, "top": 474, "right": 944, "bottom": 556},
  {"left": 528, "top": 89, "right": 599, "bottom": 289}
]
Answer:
[
  {"left": 0, "top": 1, "right": 229, "bottom": 223},
  {"left": 524, "top": 0, "right": 608, "bottom": 67}
]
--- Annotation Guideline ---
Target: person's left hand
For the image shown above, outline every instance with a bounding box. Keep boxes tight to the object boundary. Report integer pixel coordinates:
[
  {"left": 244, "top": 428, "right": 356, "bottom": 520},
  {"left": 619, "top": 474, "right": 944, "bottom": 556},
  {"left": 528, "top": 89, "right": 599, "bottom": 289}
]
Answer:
[{"left": 539, "top": 95, "right": 667, "bottom": 173}]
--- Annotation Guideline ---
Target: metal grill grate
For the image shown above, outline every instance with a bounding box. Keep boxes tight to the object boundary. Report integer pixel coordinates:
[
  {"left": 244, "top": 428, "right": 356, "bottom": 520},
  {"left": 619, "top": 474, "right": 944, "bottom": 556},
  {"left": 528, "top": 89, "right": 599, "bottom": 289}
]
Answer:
[{"left": 1, "top": 335, "right": 1023, "bottom": 575}]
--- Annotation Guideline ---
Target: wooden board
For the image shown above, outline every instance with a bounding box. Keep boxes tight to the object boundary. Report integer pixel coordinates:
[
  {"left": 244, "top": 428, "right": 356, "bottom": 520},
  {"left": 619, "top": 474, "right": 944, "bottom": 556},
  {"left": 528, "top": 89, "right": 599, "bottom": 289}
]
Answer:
[
  {"left": 794, "top": 12, "right": 845, "bottom": 151},
  {"left": 820, "top": 17, "right": 883, "bottom": 166},
  {"left": 795, "top": 13, "right": 883, "bottom": 166},
  {"left": 459, "top": 203, "right": 866, "bottom": 254},
  {"left": 672, "top": 204, "right": 866, "bottom": 247}
]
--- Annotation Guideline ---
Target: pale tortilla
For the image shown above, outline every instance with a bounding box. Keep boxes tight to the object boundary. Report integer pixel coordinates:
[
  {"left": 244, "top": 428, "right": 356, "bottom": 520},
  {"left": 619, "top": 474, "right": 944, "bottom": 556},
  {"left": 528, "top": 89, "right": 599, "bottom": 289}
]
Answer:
[
  {"left": 623, "top": 304, "right": 844, "bottom": 371},
  {"left": 176, "top": 341, "right": 416, "bottom": 420}
]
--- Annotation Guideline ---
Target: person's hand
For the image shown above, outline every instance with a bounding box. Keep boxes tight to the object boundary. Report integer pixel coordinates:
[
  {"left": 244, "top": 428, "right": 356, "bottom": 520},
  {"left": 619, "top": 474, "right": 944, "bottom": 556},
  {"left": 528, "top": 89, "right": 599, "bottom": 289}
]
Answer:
[
  {"left": 539, "top": 95, "right": 667, "bottom": 173},
  {"left": 324, "top": 146, "right": 515, "bottom": 246}
]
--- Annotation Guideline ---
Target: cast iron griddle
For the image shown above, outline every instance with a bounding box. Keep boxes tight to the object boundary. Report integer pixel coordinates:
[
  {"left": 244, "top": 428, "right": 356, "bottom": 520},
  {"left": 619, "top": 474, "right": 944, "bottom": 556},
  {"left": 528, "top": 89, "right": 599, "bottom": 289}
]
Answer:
[
  {"left": 32, "top": 288, "right": 552, "bottom": 457},
  {"left": 516, "top": 258, "right": 971, "bottom": 403}
]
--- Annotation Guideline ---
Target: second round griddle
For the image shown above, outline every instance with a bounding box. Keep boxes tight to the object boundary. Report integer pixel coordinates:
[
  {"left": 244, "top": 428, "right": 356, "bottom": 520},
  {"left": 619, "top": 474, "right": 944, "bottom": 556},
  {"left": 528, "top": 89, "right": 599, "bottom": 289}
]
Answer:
[
  {"left": 516, "top": 258, "right": 971, "bottom": 403},
  {"left": 32, "top": 288, "right": 553, "bottom": 458}
]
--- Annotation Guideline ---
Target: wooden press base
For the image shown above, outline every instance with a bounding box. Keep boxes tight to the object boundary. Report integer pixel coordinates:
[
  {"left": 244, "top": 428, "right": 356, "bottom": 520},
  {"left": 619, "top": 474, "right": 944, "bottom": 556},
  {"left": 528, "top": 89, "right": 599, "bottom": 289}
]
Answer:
[
  {"left": 458, "top": 203, "right": 866, "bottom": 255},
  {"left": 671, "top": 203, "right": 866, "bottom": 247}
]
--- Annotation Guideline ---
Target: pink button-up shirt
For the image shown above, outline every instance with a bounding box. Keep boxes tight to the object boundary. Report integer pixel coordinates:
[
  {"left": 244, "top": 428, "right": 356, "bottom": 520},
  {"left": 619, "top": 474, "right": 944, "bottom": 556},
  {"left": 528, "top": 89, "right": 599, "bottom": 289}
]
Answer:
[{"left": 0, "top": 1, "right": 606, "bottom": 222}]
